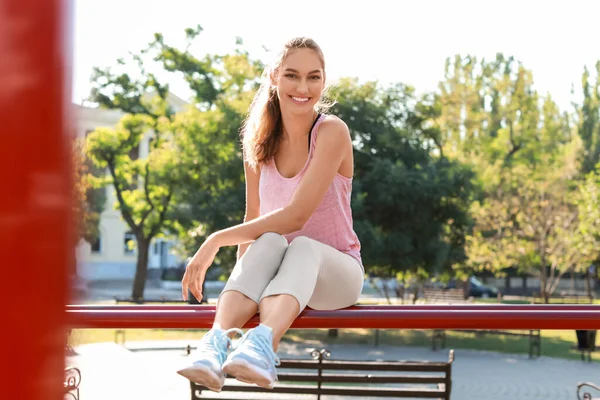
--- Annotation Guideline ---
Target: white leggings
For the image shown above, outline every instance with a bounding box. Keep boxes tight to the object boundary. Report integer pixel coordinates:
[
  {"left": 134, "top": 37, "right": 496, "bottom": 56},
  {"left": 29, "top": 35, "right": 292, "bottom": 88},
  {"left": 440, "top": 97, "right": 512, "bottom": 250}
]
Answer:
[{"left": 218, "top": 232, "right": 364, "bottom": 314}]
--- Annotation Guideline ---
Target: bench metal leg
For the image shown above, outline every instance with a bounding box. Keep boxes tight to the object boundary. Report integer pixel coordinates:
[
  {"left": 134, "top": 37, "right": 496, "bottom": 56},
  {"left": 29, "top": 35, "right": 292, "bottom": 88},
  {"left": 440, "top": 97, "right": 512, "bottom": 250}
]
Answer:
[
  {"left": 432, "top": 330, "right": 446, "bottom": 351},
  {"left": 529, "top": 330, "right": 541, "bottom": 359},
  {"left": 581, "top": 350, "right": 593, "bottom": 362}
]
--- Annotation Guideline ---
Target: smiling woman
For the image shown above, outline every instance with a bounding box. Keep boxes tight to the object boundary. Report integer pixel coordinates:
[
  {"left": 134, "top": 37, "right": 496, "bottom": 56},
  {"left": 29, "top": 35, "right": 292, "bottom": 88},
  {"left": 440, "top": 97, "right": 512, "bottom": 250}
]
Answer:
[
  {"left": 177, "top": 37, "right": 364, "bottom": 392},
  {"left": 241, "top": 38, "right": 334, "bottom": 170}
]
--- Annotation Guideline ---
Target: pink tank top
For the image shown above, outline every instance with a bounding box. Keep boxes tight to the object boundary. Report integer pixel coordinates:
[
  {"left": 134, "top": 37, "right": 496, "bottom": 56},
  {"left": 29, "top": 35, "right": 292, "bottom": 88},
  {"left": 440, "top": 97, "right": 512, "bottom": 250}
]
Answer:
[{"left": 259, "top": 114, "right": 363, "bottom": 268}]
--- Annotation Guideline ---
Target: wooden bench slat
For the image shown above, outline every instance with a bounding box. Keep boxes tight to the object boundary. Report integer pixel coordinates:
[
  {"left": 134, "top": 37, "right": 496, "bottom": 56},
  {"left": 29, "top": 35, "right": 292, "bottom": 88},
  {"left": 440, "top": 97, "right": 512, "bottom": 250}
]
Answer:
[
  {"left": 220, "top": 384, "right": 446, "bottom": 397},
  {"left": 194, "top": 397, "right": 314, "bottom": 400},
  {"left": 277, "top": 372, "right": 447, "bottom": 384},
  {"left": 281, "top": 359, "right": 451, "bottom": 371},
  {"left": 458, "top": 329, "right": 540, "bottom": 336},
  {"left": 422, "top": 288, "right": 469, "bottom": 304}
]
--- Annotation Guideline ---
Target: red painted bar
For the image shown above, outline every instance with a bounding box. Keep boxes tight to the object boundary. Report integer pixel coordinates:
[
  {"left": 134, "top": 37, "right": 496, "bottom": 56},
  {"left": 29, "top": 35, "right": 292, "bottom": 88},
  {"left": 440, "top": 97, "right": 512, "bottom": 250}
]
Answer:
[
  {"left": 67, "top": 304, "right": 599, "bottom": 311},
  {"left": 0, "top": 0, "right": 71, "bottom": 399},
  {"left": 67, "top": 305, "right": 600, "bottom": 330}
]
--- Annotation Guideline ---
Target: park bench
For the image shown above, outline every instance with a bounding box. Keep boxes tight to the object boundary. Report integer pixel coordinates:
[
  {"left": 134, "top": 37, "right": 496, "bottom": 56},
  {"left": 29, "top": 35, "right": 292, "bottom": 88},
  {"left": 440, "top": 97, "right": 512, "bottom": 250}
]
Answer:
[
  {"left": 421, "top": 289, "right": 541, "bottom": 359},
  {"left": 431, "top": 328, "right": 541, "bottom": 359},
  {"left": 421, "top": 288, "right": 471, "bottom": 304},
  {"left": 533, "top": 292, "right": 594, "bottom": 304},
  {"left": 188, "top": 347, "right": 454, "bottom": 399}
]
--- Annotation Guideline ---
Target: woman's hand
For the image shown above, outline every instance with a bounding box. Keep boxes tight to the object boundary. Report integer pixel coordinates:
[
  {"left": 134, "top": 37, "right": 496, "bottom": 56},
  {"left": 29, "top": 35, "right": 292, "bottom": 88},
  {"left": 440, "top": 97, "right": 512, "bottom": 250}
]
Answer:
[{"left": 181, "top": 236, "right": 220, "bottom": 302}]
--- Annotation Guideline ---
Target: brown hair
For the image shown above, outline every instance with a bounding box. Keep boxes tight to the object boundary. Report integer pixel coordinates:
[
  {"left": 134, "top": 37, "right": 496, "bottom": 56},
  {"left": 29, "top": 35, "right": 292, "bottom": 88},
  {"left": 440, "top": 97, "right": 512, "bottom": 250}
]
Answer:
[{"left": 241, "top": 37, "right": 331, "bottom": 170}]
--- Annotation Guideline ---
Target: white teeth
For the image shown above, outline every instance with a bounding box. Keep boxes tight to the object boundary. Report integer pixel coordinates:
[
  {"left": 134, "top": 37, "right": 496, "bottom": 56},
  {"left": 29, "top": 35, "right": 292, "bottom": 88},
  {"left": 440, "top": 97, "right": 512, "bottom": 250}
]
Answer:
[{"left": 292, "top": 97, "right": 309, "bottom": 102}]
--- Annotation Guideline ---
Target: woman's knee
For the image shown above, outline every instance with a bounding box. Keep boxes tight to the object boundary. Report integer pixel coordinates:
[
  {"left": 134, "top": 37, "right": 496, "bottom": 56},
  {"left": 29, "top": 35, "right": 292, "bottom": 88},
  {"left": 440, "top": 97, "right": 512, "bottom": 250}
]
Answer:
[
  {"left": 288, "top": 235, "right": 313, "bottom": 251},
  {"left": 255, "top": 232, "right": 288, "bottom": 249},
  {"left": 287, "top": 236, "right": 320, "bottom": 262},
  {"left": 239, "top": 232, "right": 288, "bottom": 263}
]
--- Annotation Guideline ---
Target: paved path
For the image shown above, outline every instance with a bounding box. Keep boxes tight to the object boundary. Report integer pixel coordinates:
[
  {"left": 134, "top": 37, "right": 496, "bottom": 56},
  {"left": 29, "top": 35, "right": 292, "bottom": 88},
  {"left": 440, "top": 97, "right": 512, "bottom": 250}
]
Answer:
[{"left": 67, "top": 339, "right": 600, "bottom": 400}]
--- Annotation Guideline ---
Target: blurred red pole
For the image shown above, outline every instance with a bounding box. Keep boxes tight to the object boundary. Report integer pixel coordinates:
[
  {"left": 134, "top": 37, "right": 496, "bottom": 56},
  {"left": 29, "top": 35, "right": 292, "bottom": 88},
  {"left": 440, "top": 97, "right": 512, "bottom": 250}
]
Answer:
[{"left": 0, "top": 0, "right": 71, "bottom": 399}]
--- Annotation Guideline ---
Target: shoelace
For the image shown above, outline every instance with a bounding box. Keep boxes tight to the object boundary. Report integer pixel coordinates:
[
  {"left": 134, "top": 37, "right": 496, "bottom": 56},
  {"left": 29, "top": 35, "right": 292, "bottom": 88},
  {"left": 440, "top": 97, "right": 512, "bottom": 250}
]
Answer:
[
  {"left": 197, "top": 328, "right": 244, "bottom": 364},
  {"left": 238, "top": 330, "right": 281, "bottom": 367}
]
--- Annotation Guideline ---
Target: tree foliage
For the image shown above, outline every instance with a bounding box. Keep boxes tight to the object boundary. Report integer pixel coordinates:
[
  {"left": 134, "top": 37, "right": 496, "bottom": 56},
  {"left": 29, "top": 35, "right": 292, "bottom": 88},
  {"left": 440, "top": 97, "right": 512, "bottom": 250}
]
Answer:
[
  {"left": 82, "top": 25, "right": 600, "bottom": 301},
  {"left": 72, "top": 139, "right": 105, "bottom": 245},
  {"left": 328, "top": 78, "right": 477, "bottom": 284}
]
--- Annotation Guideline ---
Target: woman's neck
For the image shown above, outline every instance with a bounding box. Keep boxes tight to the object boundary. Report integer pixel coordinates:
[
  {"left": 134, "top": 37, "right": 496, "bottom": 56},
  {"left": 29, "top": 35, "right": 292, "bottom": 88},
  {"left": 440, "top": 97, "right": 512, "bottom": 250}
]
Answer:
[{"left": 280, "top": 109, "right": 318, "bottom": 142}]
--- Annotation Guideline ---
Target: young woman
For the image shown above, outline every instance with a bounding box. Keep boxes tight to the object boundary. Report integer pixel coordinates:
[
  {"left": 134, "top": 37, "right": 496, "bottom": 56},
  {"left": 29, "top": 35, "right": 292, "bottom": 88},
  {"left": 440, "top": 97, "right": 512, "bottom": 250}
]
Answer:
[{"left": 177, "top": 37, "right": 364, "bottom": 392}]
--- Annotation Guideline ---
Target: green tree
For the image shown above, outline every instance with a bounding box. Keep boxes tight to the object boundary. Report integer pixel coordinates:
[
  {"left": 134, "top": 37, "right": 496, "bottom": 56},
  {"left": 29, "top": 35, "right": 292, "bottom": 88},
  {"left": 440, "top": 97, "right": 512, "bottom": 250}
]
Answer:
[
  {"left": 145, "top": 29, "right": 263, "bottom": 274},
  {"left": 577, "top": 62, "right": 600, "bottom": 174},
  {"left": 167, "top": 104, "right": 248, "bottom": 276},
  {"left": 72, "top": 139, "right": 105, "bottom": 245},
  {"left": 433, "top": 54, "right": 579, "bottom": 292},
  {"left": 86, "top": 111, "right": 182, "bottom": 299},
  {"left": 577, "top": 162, "right": 600, "bottom": 292},
  {"left": 466, "top": 138, "right": 597, "bottom": 301},
  {"left": 434, "top": 54, "right": 577, "bottom": 169},
  {"left": 328, "top": 78, "right": 476, "bottom": 292},
  {"left": 86, "top": 26, "right": 263, "bottom": 297}
]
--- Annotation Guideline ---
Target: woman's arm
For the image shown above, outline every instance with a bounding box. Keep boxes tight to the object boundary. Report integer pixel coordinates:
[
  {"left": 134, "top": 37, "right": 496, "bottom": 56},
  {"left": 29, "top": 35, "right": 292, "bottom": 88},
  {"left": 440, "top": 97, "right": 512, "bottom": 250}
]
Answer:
[
  {"left": 211, "top": 117, "right": 351, "bottom": 248},
  {"left": 236, "top": 157, "right": 261, "bottom": 260},
  {"left": 182, "top": 117, "right": 351, "bottom": 301}
]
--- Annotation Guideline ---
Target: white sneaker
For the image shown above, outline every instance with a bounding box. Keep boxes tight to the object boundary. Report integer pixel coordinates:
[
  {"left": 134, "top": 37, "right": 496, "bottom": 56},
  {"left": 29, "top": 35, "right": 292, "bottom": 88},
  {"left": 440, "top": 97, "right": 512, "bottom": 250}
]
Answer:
[
  {"left": 177, "top": 328, "right": 243, "bottom": 392},
  {"left": 222, "top": 324, "right": 280, "bottom": 389}
]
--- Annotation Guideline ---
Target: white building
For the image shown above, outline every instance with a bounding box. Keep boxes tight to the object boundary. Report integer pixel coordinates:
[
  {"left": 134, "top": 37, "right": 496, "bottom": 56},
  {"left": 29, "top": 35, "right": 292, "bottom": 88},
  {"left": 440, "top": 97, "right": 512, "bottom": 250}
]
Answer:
[{"left": 73, "top": 93, "right": 188, "bottom": 282}]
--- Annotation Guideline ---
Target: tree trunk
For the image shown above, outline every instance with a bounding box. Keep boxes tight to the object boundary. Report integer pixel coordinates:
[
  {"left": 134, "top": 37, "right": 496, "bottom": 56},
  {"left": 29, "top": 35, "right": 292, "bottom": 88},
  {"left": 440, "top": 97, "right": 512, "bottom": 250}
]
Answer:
[
  {"left": 69, "top": 245, "right": 83, "bottom": 303},
  {"left": 412, "top": 285, "right": 420, "bottom": 304},
  {"left": 394, "top": 284, "right": 405, "bottom": 304},
  {"left": 131, "top": 238, "right": 151, "bottom": 300},
  {"left": 540, "top": 265, "right": 549, "bottom": 304},
  {"left": 383, "top": 284, "right": 391, "bottom": 305},
  {"left": 595, "top": 262, "right": 599, "bottom": 289},
  {"left": 585, "top": 268, "right": 593, "bottom": 301},
  {"left": 543, "top": 291, "right": 550, "bottom": 304}
]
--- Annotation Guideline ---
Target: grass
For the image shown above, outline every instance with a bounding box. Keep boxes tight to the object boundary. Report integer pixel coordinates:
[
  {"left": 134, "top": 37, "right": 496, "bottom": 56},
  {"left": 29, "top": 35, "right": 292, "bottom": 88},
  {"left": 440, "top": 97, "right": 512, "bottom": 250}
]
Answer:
[
  {"left": 69, "top": 328, "right": 209, "bottom": 346},
  {"left": 69, "top": 327, "right": 595, "bottom": 363},
  {"left": 286, "top": 328, "right": 595, "bottom": 361}
]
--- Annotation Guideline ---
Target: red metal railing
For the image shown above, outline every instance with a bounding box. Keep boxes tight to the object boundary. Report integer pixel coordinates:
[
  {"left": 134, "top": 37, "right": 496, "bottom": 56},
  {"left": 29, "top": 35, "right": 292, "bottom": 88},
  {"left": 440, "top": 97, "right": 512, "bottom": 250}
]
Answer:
[{"left": 67, "top": 304, "right": 600, "bottom": 330}]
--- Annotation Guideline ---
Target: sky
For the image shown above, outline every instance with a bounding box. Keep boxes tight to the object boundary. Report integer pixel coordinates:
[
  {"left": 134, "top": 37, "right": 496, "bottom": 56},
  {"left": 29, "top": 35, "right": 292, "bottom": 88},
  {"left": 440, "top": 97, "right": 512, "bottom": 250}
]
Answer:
[{"left": 71, "top": 0, "right": 600, "bottom": 112}]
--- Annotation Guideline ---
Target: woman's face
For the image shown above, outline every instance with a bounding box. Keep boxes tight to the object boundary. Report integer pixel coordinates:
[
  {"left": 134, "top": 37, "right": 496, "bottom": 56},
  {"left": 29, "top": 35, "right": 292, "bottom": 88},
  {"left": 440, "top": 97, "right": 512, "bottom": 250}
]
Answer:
[{"left": 273, "top": 48, "right": 325, "bottom": 114}]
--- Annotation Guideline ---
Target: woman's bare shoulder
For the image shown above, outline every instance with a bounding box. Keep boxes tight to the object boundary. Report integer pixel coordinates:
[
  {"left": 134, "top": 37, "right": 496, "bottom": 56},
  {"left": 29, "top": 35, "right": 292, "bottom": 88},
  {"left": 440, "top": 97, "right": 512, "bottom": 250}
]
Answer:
[
  {"left": 317, "top": 114, "right": 351, "bottom": 142},
  {"left": 320, "top": 114, "right": 347, "bottom": 129}
]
